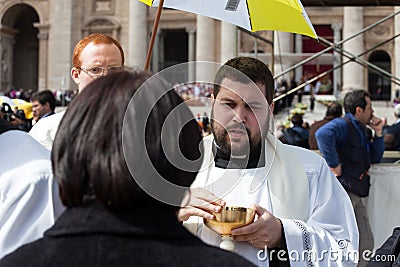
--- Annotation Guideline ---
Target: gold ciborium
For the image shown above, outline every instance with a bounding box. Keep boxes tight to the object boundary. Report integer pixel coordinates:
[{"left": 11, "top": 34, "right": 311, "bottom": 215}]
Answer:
[{"left": 204, "top": 206, "right": 255, "bottom": 251}]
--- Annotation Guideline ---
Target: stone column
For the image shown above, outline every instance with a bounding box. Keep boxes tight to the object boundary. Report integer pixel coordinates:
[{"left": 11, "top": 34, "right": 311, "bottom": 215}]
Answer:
[
  {"left": 332, "top": 23, "right": 342, "bottom": 97},
  {"left": 274, "top": 31, "right": 293, "bottom": 82},
  {"left": 129, "top": 0, "right": 147, "bottom": 69},
  {"left": 34, "top": 23, "right": 50, "bottom": 91},
  {"left": 220, "top": 22, "right": 236, "bottom": 64},
  {"left": 186, "top": 27, "right": 196, "bottom": 82},
  {"left": 394, "top": 6, "right": 400, "bottom": 100},
  {"left": 342, "top": 7, "right": 364, "bottom": 93},
  {"left": 0, "top": 26, "right": 17, "bottom": 91},
  {"left": 151, "top": 30, "right": 161, "bottom": 72},
  {"left": 196, "top": 15, "right": 216, "bottom": 81},
  {"left": 295, "top": 34, "right": 303, "bottom": 83},
  {"left": 48, "top": 0, "right": 72, "bottom": 91}
]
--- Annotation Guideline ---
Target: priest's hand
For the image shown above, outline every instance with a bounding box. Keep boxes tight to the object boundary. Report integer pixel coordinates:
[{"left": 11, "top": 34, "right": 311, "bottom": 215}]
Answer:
[
  {"left": 231, "top": 204, "right": 282, "bottom": 249},
  {"left": 177, "top": 188, "right": 225, "bottom": 221}
]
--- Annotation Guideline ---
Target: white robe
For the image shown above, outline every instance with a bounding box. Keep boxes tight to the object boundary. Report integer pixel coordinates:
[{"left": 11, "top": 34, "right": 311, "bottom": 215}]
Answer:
[
  {"left": 186, "top": 135, "right": 359, "bottom": 266},
  {"left": 29, "top": 110, "right": 65, "bottom": 150},
  {"left": 0, "top": 130, "right": 65, "bottom": 258}
]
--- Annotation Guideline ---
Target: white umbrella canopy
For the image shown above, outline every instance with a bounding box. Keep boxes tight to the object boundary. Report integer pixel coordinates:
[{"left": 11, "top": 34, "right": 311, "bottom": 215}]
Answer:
[
  {"left": 139, "top": 0, "right": 318, "bottom": 70},
  {"left": 141, "top": 0, "right": 317, "bottom": 38}
]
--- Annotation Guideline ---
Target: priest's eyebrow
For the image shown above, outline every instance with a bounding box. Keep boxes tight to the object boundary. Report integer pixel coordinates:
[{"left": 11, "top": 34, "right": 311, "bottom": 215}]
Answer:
[
  {"left": 217, "top": 97, "right": 238, "bottom": 104},
  {"left": 245, "top": 100, "right": 264, "bottom": 108}
]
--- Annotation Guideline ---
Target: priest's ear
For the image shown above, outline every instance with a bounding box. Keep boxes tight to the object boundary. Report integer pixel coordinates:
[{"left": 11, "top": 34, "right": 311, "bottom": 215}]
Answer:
[{"left": 211, "top": 93, "right": 215, "bottom": 105}]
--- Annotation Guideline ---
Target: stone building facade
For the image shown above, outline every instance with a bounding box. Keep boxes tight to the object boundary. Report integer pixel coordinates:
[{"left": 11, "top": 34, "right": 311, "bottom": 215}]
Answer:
[{"left": 0, "top": 0, "right": 399, "bottom": 100}]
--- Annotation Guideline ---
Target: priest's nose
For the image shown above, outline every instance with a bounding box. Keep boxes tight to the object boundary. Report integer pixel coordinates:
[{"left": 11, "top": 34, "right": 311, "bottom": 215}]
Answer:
[{"left": 233, "top": 106, "right": 247, "bottom": 123}]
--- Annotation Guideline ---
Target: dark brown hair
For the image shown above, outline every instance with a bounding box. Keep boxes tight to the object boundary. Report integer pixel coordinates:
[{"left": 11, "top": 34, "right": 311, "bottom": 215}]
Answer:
[
  {"left": 31, "top": 90, "right": 56, "bottom": 111},
  {"left": 52, "top": 70, "right": 202, "bottom": 211},
  {"left": 214, "top": 57, "right": 275, "bottom": 105},
  {"left": 343, "top": 89, "right": 370, "bottom": 115}
]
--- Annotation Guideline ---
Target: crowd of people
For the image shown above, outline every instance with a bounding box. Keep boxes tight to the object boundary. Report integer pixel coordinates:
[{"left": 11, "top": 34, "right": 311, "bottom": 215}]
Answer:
[
  {"left": 0, "top": 88, "right": 77, "bottom": 133},
  {"left": 173, "top": 82, "right": 213, "bottom": 100},
  {"left": 273, "top": 73, "right": 333, "bottom": 115},
  {"left": 278, "top": 99, "right": 400, "bottom": 156},
  {"left": 3, "top": 88, "right": 33, "bottom": 102},
  {"left": 0, "top": 90, "right": 56, "bottom": 132},
  {"left": 0, "top": 33, "right": 399, "bottom": 267}
]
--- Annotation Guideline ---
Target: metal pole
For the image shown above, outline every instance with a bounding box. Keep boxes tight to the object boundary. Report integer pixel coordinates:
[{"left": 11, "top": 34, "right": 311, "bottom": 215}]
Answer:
[
  {"left": 319, "top": 36, "right": 400, "bottom": 84},
  {"left": 274, "top": 34, "right": 400, "bottom": 102},
  {"left": 274, "top": 9, "right": 400, "bottom": 80}
]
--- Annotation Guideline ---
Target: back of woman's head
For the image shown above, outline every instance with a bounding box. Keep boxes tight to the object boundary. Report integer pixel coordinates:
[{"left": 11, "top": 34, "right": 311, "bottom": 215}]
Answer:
[{"left": 52, "top": 70, "right": 203, "bottom": 211}]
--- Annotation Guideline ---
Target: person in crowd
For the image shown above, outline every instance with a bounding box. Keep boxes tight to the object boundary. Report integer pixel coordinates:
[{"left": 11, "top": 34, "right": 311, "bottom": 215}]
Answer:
[
  {"left": 289, "top": 76, "right": 300, "bottom": 106},
  {"left": 384, "top": 103, "right": 400, "bottom": 151},
  {"left": 196, "top": 113, "right": 203, "bottom": 130},
  {"left": 202, "top": 112, "right": 210, "bottom": 135},
  {"left": 0, "top": 103, "right": 13, "bottom": 122},
  {"left": 179, "top": 57, "right": 358, "bottom": 266},
  {"left": 308, "top": 102, "right": 343, "bottom": 150},
  {"left": 31, "top": 90, "right": 56, "bottom": 123},
  {"left": 281, "top": 113, "right": 309, "bottom": 149},
  {"left": 309, "top": 84, "right": 316, "bottom": 112},
  {"left": 281, "top": 79, "right": 293, "bottom": 108},
  {"left": 0, "top": 118, "right": 64, "bottom": 259},
  {"left": 0, "top": 70, "right": 254, "bottom": 267},
  {"left": 0, "top": 103, "right": 30, "bottom": 132},
  {"left": 29, "top": 33, "right": 125, "bottom": 150},
  {"left": 11, "top": 109, "right": 30, "bottom": 132},
  {"left": 317, "top": 75, "right": 333, "bottom": 95},
  {"left": 316, "top": 89, "right": 385, "bottom": 266},
  {"left": 296, "top": 77, "right": 303, "bottom": 103}
]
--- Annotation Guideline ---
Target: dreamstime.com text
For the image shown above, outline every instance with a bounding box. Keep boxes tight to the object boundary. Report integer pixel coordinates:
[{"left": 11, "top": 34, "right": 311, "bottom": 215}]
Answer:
[{"left": 257, "top": 247, "right": 397, "bottom": 263}]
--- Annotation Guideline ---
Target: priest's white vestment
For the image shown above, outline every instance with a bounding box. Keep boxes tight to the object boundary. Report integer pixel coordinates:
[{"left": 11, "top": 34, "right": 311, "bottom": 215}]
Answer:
[
  {"left": 29, "top": 110, "right": 65, "bottom": 150},
  {"left": 185, "top": 134, "right": 359, "bottom": 266},
  {"left": 0, "top": 130, "right": 65, "bottom": 258}
]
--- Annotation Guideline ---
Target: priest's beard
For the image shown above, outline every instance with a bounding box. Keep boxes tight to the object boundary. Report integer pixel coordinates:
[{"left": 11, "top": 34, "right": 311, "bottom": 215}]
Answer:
[{"left": 211, "top": 114, "right": 266, "bottom": 162}]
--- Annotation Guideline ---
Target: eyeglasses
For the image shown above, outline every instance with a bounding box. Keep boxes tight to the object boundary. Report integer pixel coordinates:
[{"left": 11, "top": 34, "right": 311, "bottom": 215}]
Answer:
[{"left": 77, "top": 66, "right": 124, "bottom": 77}]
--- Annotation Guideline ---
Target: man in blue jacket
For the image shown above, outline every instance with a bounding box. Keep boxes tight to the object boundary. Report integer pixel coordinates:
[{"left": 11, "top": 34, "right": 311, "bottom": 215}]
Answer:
[{"left": 316, "top": 89, "right": 384, "bottom": 266}]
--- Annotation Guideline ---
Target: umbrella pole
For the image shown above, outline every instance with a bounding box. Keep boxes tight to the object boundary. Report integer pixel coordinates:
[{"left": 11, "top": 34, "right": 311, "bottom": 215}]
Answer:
[{"left": 144, "top": 0, "right": 165, "bottom": 71}]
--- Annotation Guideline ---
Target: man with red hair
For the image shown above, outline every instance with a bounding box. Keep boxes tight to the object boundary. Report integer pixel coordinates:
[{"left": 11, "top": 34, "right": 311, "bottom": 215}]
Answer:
[{"left": 29, "top": 33, "right": 125, "bottom": 150}]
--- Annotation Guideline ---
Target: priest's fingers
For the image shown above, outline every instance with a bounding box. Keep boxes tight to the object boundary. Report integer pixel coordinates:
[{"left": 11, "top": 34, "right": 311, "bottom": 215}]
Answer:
[
  {"left": 231, "top": 221, "right": 258, "bottom": 237},
  {"left": 247, "top": 239, "right": 265, "bottom": 249},
  {"left": 231, "top": 204, "right": 266, "bottom": 236},
  {"left": 232, "top": 231, "right": 265, "bottom": 249},
  {"left": 232, "top": 204, "right": 282, "bottom": 248}
]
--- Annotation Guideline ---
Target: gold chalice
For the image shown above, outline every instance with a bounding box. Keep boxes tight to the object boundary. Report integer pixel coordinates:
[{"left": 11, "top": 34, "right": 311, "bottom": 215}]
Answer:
[{"left": 204, "top": 206, "right": 256, "bottom": 250}]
